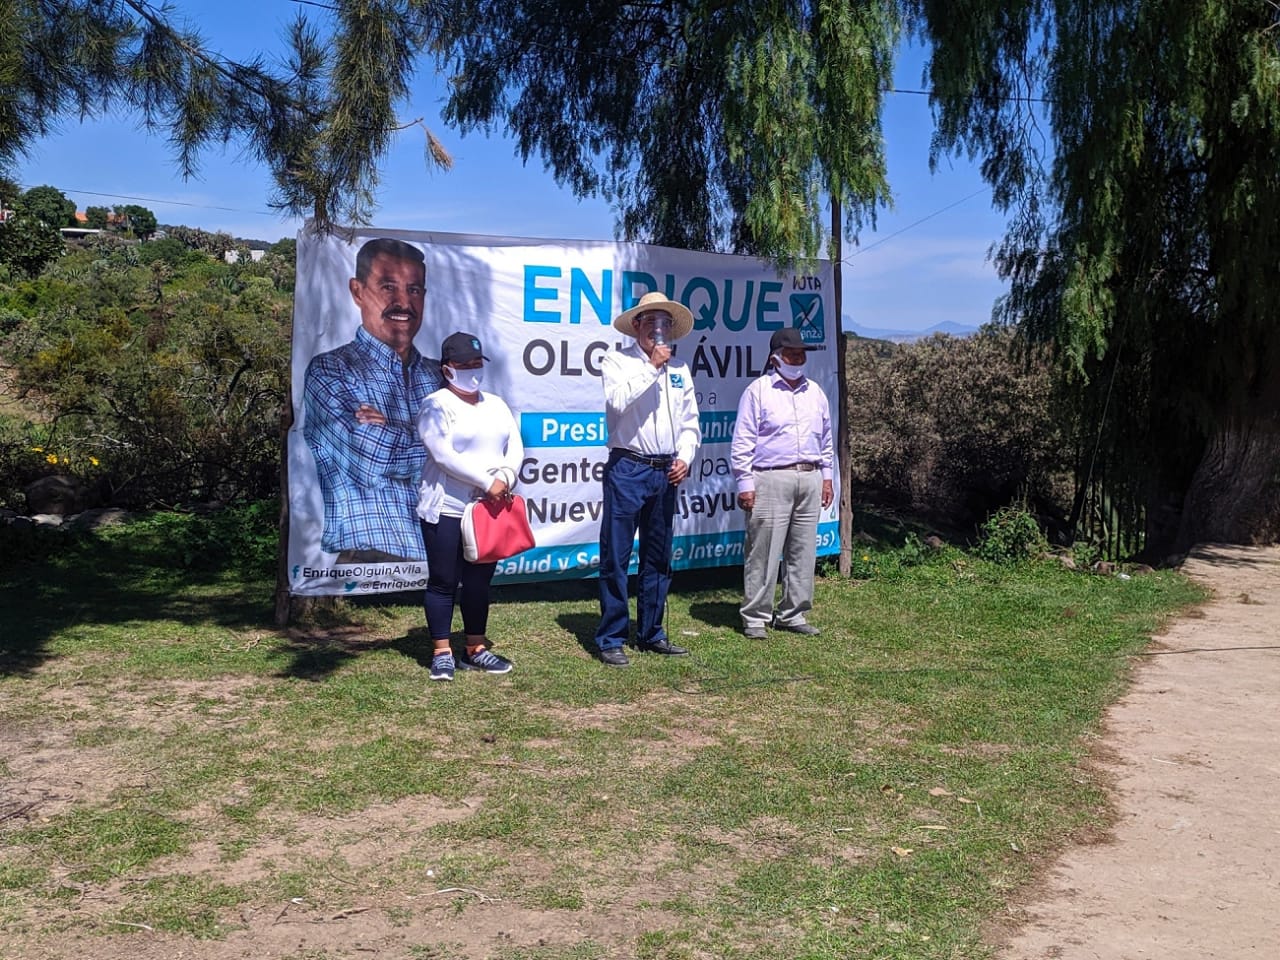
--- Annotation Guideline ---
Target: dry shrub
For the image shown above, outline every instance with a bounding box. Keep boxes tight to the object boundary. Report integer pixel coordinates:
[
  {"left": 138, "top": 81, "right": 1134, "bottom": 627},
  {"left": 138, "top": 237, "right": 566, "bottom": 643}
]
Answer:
[{"left": 845, "top": 327, "right": 1069, "bottom": 528}]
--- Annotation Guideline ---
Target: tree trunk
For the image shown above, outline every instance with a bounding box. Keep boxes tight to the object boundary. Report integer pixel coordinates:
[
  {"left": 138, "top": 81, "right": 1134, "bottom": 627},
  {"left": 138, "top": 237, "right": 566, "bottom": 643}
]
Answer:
[
  {"left": 274, "top": 404, "right": 295, "bottom": 628},
  {"left": 1177, "top": 397, "right": 1280, "bottom": 550}
]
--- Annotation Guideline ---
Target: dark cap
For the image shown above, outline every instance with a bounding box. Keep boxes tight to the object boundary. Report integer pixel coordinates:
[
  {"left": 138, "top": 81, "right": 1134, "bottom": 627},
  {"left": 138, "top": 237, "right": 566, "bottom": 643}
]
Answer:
[
  {"left": 441, "top": 331, "right": 490, "bottom": 364},
  {"left": 769, "top": 327, "right": 817, "bottom": 353}
]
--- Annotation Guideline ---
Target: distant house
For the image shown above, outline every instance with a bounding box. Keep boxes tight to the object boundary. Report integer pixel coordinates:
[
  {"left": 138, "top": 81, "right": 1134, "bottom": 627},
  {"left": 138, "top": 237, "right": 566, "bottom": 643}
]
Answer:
[
  {"left": 60, "top": 228, "right": 104, "bottom": 239},
  {"left": 224, "top": 249, "right": 266, "bottom": 264},
  {"left": 72, "top": 210, "right": 133, "bottom": 230}
]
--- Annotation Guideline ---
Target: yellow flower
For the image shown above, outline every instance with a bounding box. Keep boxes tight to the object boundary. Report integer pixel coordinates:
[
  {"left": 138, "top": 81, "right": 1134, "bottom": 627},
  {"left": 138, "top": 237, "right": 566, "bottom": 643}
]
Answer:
[
  {"left": 89, "top": 456, "right": 100, "bottom": 467},
  {"left": 861, "top": 555, "right": 870, "bottom": 562},
  {"left": 60, "top": 456, "right": 69, "bottom": 465},
  {"left": 45, "top": 453, "right": 58, "bottom": 465},
  {"left": 31, "top": 446, "right": 43, "bottom": 452}
]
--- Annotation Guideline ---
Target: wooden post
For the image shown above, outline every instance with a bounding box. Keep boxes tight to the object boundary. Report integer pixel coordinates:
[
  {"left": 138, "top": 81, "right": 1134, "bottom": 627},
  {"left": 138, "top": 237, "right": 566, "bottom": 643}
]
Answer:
[{"left": 832, "top": 197, "right": 853, "bottom": 577}]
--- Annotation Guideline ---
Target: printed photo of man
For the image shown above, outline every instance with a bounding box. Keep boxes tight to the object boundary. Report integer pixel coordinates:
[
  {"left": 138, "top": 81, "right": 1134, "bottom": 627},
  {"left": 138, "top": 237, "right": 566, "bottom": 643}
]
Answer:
[{"left": 303, "top": 238, "right": 444, "bottom": 563}]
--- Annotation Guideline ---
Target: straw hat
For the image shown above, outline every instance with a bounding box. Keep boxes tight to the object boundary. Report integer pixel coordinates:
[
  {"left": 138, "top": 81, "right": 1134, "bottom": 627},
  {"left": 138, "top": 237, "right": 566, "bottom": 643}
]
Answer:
[{"left": 612, "top": 291, "right": 694, "bottom": 340}]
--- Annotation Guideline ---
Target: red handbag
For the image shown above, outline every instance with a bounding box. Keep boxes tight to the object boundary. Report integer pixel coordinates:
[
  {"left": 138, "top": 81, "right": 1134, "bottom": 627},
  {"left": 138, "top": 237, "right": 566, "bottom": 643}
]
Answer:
[{"left": 460, "top": 495, "right": 536, "bottom": 563}]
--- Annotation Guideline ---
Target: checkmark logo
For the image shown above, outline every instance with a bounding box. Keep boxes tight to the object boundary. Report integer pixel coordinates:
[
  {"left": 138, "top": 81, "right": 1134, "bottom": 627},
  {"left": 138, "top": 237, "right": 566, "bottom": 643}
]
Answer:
[{"left": 789, "top": 294, "right": 825, "bottom": 343}]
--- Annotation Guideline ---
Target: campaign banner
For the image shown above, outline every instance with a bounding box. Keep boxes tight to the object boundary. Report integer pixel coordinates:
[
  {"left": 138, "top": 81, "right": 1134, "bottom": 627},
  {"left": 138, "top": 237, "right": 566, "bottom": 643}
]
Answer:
[{"left": 286, "top": 227, "right": 840, "bottom": 596}]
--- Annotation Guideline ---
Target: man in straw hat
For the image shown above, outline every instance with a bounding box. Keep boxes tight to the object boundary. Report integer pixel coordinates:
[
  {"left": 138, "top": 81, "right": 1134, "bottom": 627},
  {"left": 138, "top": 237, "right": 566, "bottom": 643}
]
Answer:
[{"left": 592, "top": 292, "right": 701, "bottom": 666}]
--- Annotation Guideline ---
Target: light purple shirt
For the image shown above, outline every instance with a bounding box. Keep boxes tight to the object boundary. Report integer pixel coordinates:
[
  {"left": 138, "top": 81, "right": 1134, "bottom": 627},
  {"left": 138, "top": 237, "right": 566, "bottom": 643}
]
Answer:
[{"left": 731, "top": 369, "right": 834, "bottom": 494}]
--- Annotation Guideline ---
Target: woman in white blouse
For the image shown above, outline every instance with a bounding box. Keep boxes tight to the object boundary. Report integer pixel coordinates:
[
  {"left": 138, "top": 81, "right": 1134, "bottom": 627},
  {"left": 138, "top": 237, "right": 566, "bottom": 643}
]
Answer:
[{"left": 416, "top": 332, "right": 524, "bottom": 681}]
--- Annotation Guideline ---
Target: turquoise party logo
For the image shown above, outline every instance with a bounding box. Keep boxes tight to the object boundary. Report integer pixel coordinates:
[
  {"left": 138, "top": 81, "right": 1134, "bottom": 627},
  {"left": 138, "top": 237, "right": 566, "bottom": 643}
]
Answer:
[{"left": 790, "top": 293, "right": 825, "bottom": 344}]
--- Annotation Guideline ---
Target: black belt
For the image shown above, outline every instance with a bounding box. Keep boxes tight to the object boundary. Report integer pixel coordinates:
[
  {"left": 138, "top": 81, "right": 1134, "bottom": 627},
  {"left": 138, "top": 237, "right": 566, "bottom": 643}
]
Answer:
[
  {"left": 612, "top": 448, "right": 675, "bottom": 469},
  {"left": 758, "top": 462, "right": 819, "bottom": 472}
]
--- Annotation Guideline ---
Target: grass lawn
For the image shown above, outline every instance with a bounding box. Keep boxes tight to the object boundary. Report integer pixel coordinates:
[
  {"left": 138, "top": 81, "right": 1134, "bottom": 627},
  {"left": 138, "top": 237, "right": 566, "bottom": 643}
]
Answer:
[{"left": 0, "top": 508, "right": 1204, "bottom": 959}]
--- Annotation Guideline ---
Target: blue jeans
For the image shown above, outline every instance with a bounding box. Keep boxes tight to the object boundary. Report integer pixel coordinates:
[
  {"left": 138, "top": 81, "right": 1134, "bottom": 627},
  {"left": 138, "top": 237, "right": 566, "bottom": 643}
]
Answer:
[{"left": 594, "top": 453, "right": 677, "bottom": 651}]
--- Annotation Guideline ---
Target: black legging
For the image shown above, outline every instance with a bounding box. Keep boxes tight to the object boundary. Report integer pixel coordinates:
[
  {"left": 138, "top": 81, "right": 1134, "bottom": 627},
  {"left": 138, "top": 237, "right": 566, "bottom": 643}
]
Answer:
[{"left": 421, "top": 515, "right": 498, "bottom": 641}]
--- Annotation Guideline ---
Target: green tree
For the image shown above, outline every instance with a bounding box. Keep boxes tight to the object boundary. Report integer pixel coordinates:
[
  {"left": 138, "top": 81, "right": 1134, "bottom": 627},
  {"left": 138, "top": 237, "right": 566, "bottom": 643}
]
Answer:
[
  {"left": 14, "top": 185, "right": 75, "bottom": 227},
  {"left": 114, "top": 204, "right": 157, "bottom": 239},
  {"left": 0, "top": 216, "right": 64, "bottom": 276},
  {"left": 912, "top": 0, "right": 1280, "bottom": 552},
  {"left": 439, "top": 0, "right": 899, "bottom": 259},
  {"left": 84, "top": 206, "right": 110, "bottom": 229},
  {"left": 5, "top": 0, "right": 451, "bottom": 230}
]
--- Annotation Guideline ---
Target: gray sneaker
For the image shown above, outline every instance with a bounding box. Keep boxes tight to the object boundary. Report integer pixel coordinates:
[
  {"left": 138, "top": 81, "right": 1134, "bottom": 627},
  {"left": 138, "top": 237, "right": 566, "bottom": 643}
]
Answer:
[
  {"left": 459, "top": 647, "right": 513, "bottom": 674},
  {"left": 429, "top": 653, "right": 455, "bottom": 681},
  {"left": 743, "top": 624, "right": 768, "bottom": 639}
]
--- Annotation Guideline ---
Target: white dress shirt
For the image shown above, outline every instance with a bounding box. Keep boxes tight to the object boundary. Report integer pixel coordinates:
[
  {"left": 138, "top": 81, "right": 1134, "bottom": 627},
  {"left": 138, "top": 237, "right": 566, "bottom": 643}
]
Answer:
[{"left": 599, "top": 341, "right": 700, "bottom": 464}]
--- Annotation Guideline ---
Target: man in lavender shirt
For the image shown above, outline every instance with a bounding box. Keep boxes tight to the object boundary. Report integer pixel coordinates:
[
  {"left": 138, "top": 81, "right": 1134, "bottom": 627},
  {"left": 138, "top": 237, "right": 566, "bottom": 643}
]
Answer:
[{"left": 730, "top": 328, "right": 835, "bottom": 639}]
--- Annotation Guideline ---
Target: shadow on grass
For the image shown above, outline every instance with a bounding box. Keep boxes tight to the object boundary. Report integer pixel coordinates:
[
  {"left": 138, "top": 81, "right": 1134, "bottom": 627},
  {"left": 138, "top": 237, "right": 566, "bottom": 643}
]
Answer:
[
  {"left": 274, "top": 579, "right": 602, "bottom": 680},
  {"left": 2, "top": 520, "right": 787, "bottom": 681},
  {"left": 272, "top": 595, "right": 426, "bottom": 681},
  {"left": 0, "top": 529, "right": 272, "bottom": 678},
  {"left": 555, "top": 611, "right": 603, "bottom": 657},
  {"left": 273, "top": 632, "right": 365, "bottom": 680},
  {"left": 687, "top": 599, "right": 741, "bottom": 630},
  {"left": 547, "top": 567, "right": 745, "bottom": 650}
]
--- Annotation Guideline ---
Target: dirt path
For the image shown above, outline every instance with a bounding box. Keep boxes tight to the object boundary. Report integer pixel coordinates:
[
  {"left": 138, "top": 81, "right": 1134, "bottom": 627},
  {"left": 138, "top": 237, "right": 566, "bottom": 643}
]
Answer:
[{"left": 996, "top": 543, "right": 1280, "bottom": 960}]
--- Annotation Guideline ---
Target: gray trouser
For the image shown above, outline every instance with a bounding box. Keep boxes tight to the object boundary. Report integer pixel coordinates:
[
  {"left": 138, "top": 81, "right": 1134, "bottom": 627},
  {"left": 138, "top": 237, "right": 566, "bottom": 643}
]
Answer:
[{"left": 740, "top": 469, "right": 822, "bottom": 628}]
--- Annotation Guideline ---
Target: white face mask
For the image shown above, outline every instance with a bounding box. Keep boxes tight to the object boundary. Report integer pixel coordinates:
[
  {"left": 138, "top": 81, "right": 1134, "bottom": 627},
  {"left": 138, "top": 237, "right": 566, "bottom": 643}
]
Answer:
[
  {"left": 773, "top": 354, "right": 806, "bottom": 381},
  {"left": 445, "top": 365, "right": 484, "bottom": 394}
]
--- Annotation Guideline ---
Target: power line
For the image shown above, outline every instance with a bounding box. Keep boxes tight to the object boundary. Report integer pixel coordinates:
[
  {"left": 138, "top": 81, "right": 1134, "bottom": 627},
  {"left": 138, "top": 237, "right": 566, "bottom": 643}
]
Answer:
[
  {"left": 844, "top": 187, "right": 990, "bottom": 262},
  {"left": 18, "top": 183, "right": 281, "bottom": 218},
  {"left": 887, "top": 86, "right": 1053, "bottom": 105}
]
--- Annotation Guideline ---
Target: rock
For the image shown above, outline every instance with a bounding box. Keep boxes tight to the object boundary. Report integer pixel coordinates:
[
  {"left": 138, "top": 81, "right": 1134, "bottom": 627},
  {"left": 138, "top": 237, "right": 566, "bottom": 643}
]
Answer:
[
  {"left": 31, "top": 513, "right": 65, "bottom": 527},
  {"left": 24, "top": 475, "right": 88, "bottom": 517},
  {"left": 924, "top": 535, "right": 945, "bottom": 550},
  {"left": 1131, "top": 563, "right": 1156, "bottom": 575},
  {"left": 69, "top": 507, "right": 132, "bottom": 530},
  {"left": 1093, "top": 560, "right": 1115, "bottom": 575},
  {"left": 1057, "top": 555, "right": 1077, "bottom": 570}
]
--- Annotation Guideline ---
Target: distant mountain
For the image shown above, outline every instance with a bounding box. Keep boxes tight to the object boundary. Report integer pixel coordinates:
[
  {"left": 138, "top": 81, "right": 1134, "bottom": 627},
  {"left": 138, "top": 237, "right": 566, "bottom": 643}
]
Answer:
[
  {"left": 924, "top": 320, "right": 980, "bottom": 337},
  {"left": 843, "top": 317, "right": 979, "bottom": 343}
]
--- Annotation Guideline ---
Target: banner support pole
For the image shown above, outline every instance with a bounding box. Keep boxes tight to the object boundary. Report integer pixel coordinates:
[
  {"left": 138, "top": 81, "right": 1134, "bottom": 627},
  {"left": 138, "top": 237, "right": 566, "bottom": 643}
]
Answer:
[{"left": 832, "top": 196, "right": 853, "bottom": 577}]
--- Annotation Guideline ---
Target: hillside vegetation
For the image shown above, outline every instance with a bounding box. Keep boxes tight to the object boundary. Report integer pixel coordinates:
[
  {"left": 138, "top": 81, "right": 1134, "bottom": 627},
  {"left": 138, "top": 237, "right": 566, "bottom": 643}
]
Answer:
[{"left": 0, "top": 235, "right": 295, "bottom": 509}]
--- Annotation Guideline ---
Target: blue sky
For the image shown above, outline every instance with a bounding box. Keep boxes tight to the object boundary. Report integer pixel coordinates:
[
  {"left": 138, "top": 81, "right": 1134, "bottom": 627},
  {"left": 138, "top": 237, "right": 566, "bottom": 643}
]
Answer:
[{"left": 14, "top": 2, "right": 1008, "bottom": 333}]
